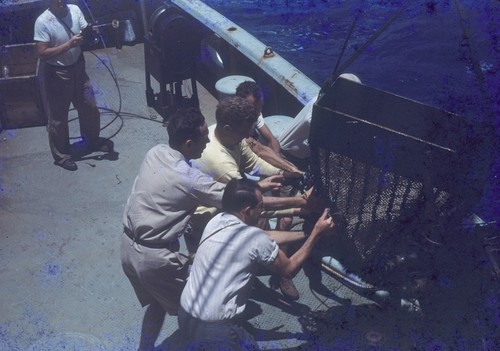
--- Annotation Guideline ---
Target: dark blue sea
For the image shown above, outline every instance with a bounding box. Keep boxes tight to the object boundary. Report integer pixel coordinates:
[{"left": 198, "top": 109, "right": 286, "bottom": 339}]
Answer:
[{"left": 204, "top": 0, "right": 499, "bottom": 226}]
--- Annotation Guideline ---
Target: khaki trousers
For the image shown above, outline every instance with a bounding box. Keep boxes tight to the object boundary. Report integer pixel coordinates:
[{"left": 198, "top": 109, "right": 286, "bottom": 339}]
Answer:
[{"left": 44, "top": 57, "right": 100, "bottom": 164}]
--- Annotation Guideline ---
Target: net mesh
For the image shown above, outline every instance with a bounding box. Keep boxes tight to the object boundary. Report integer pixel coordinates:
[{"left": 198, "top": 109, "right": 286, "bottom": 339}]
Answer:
[
  {"left": 307, "top": 145, "right": 468, "bottom": 288},
  {"left": 304, "top": 78, "right": 490, "bottom": 291}
]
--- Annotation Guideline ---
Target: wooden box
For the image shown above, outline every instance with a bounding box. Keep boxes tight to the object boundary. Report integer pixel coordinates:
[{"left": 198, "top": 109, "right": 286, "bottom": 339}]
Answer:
[{"left": 0, "top": 43, "right": 47, "bottom": 129}]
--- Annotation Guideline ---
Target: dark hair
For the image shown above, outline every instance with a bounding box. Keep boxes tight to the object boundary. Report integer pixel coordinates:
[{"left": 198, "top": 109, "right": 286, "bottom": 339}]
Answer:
[
  {"left": 222, "top": 178, "right": 261, "bottom": 212},
  {"left": 235, "top": 81, "right": 263, "bottom": 102},
  {"left": 167, "top": 108, "right": 206, "bottom": 148},
  {"left": 215, "top": 96, "right": 257, "bottom": 127}
]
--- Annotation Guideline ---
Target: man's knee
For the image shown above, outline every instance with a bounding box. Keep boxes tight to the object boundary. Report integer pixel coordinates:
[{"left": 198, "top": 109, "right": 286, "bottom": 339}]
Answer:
[{"left": 278, "top": 216, "right": 293, "bottom": 231}]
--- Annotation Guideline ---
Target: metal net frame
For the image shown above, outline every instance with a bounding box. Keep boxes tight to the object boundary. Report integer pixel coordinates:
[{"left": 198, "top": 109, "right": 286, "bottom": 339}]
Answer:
[{"left": 307, "top": 77, "right": 488, "bottom": 291}]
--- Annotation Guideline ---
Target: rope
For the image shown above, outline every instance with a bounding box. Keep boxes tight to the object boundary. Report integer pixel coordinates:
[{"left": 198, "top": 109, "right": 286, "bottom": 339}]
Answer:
[
  {"left": 320, "top": 2, "right": 412, "bottom": 96},
  {"left": 331, "top": 0, "right": 365, "bottom": 77},
  {"left": 453, "top": 0, "right": 494, "bottom": 121}
]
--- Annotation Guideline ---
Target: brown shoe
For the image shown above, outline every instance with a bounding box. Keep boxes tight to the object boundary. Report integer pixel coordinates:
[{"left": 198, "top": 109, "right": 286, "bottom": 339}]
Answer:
[
  {"left": 279, "top": 277, "right": 299, "bottom": 300},
  {"left": 90, "top": 138, "right": 112, "bottom": 153},
  {"left": 95, "top": 143, "right": 111, "bottom": 153},
  {"left": 55, "top": 159, "right": 77, "bottom": 171}
]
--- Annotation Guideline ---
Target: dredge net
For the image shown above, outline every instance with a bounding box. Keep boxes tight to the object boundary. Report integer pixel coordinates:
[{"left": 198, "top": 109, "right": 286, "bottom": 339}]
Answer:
[{"left": 306, "top": 77, "right": 489, "bottom": 290}]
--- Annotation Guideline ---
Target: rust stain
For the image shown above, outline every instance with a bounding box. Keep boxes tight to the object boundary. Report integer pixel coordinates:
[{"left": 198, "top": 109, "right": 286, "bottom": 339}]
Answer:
[{"left": 281, "top": 77, "right": 298, "bottom": 96}]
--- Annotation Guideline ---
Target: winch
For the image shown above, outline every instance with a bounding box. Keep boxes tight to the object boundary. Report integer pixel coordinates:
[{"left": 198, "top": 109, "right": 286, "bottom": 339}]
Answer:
[{"left": 144, "top": 3, "right": 203, "bottom": 120}]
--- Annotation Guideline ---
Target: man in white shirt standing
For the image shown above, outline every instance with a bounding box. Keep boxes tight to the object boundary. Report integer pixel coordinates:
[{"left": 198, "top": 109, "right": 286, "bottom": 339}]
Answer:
[{"left": 34, "top": 0, "right": 108, "bottom": 171}]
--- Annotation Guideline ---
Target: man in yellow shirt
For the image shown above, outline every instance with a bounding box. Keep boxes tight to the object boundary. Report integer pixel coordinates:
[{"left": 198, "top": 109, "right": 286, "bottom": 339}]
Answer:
[{"left": 192, "top": 96, "right": 312, "bottom": 300}]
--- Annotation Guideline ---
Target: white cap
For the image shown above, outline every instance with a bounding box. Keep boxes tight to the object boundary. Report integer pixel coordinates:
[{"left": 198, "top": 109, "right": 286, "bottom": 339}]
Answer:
[{"left": 339, "top": 73, "right": 362, "bottom": 83}]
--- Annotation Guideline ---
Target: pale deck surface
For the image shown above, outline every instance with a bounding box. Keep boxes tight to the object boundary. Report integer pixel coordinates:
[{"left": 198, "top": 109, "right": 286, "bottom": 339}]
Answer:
[{"left": 0, "top": 44, "right": 484, "bottom": 351}]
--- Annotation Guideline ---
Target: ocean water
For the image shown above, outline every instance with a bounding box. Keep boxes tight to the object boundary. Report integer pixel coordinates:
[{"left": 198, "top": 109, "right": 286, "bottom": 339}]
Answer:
[{"left": 204, "top": 0, "right": 499, "bottom": 224}]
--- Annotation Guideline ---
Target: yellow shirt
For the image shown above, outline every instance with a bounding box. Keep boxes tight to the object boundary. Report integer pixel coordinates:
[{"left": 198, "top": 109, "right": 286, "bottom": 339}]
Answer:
[{"left": 192, "top": 125, "right": 294, "bottom": 218}]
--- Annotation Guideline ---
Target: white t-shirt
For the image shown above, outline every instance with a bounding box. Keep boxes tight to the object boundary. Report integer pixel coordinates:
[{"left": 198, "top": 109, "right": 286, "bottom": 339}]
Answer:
[
  {"left": 255, "top": 113, "right": 265, "bottom": 129},
  {"left": 180, "top": 212, "right": 279, "bottom": 321},
  {"left": 278, "top": 94, "right": 318, "bottom": 159},
  {"left": 33, "top": 4, "right": 87, "bottom": 66}
]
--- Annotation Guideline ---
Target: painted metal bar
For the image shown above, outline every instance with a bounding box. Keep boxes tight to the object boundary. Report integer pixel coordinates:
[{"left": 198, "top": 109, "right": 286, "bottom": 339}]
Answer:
[{"left": 171, "top": 0, "right": 320, "bottom": 106}]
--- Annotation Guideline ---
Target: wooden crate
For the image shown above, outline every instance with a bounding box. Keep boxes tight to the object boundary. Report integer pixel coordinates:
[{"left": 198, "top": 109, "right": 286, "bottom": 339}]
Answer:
[{"left": 0, "top": 43, "right": 47, "bottom": 129}]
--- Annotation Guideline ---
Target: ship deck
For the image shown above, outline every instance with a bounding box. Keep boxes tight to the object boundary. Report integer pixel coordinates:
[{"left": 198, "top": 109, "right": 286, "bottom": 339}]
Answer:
[{"left": 0, "top": 44, "right": 495, "bottom": 351}]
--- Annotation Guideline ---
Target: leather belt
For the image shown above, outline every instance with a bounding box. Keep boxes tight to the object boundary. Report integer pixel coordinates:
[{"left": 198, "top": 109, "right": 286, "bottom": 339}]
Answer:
[
  {"left": 124, "top": 227, "right": 178, "bottom": 250},
  {"left": 46, "top": 52, "right": 84, "bottom": 69}
]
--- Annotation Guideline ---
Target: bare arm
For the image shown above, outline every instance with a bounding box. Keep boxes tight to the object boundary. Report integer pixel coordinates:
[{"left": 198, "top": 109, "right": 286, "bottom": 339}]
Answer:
[
  {"left": 261, "top": 186, "right": 316, "bottom": 211},
  {"left": 264, "top": 230, "right": 306, "bottom": 245},
  {"left": 36, "top": 33, "right": 83, "bottom": 60},
  {"left": 269, "top": 209, "right": 334, "bottom": 279},
  {"left": 258, "top": 124, "right": 281, "bottom": 154},
  {"left": 246, "top": 137, "right": 302, "bottom": 175},
  {"left": 262, "top": 194, "right": 306, "bottom": 210},
  {"left": 258, "top": 174, "right": 284, "bottom": 192}
]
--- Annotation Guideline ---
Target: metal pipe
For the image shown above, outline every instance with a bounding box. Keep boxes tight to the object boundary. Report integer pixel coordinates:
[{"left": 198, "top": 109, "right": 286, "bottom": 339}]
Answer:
[{"left": 138, "top": 0, "right": 149, "bottom": 36}]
